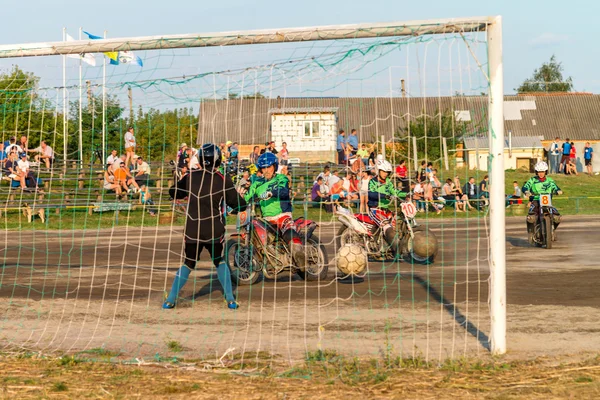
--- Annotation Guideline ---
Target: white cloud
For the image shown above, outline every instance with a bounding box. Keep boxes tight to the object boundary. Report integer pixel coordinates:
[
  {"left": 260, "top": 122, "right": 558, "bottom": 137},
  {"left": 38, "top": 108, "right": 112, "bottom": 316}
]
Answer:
[{"left": 529, "top": 33, "right": 570, "bottom": 47}]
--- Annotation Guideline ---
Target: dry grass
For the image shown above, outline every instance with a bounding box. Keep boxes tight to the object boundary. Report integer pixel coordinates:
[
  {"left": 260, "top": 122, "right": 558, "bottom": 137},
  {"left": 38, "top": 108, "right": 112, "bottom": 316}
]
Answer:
[{"left": 0, "top": 351, "right": 599, "bottom": 399}]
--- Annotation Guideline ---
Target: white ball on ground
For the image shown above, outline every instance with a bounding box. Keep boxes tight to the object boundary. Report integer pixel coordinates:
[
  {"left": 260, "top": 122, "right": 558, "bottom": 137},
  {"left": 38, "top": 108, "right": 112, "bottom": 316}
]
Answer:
[{"left": 336, "top": 244, "right": 367, "bottom": 276}]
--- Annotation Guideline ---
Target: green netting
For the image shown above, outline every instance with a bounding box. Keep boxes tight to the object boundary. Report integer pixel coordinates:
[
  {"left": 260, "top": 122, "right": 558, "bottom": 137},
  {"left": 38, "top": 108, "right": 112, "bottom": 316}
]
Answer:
[{"left": 0, "top": 24, "right": 498, "bottom": 367}]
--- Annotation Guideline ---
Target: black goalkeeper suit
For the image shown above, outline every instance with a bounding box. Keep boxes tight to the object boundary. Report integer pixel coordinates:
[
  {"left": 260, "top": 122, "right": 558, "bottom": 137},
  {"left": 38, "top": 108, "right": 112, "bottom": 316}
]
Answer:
[{"left": 170, "top": 169, "right": 246, "bottom": 268}]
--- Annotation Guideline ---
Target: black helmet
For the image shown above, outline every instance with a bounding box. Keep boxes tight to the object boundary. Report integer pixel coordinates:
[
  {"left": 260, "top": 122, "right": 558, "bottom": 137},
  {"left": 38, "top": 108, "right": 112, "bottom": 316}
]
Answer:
[{"left": 200, "top": 143, "right": 221, "bottom": 170}]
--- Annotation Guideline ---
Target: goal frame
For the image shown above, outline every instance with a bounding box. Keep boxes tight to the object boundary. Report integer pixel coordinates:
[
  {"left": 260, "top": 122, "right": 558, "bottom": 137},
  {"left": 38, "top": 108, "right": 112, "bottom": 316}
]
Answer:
[{"left": 0, "top": 16, "right": 506, "bottom": 355}]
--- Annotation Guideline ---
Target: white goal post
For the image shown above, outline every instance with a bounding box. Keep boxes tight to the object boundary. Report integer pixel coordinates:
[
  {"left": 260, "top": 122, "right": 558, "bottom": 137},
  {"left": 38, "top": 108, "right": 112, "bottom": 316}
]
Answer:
[{"left": 0, "top": 16, "right": 506, "bottom": 355}]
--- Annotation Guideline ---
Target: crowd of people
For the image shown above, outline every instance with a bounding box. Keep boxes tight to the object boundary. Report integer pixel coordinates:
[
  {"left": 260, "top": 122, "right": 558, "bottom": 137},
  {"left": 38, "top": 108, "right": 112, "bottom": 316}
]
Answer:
[
  {"left": 548, "top": 137, "right": 594, "bottom": 176},
  {"left": 0, "top": 135, "right": 54, "bottom": 191}
]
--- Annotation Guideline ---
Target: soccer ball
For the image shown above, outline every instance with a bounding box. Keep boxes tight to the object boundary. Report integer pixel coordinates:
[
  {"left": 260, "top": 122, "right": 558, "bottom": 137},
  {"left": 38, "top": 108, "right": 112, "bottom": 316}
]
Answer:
[{"left": 336, "top": 244, "right": 367, "bottom": 276}]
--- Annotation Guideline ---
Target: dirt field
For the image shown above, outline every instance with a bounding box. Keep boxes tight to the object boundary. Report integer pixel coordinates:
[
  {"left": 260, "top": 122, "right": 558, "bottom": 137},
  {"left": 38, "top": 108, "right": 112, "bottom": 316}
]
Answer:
[{"left": 0, "top": 215, "right": 599, "bottom": 363}]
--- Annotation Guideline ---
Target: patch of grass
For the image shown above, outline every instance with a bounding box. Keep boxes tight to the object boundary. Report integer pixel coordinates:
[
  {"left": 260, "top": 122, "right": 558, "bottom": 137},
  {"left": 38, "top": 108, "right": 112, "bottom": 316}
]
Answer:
[
  {"left": 166, "top": 339, "right": 184, "bottom": 353},
  {"left": 575, "top": 376, "right": 594, "bottom": 383},
  {"left": 58, "top": 355, "right": 81, "bottom": 366},
  {"left": 77, "top": 347, "right": 121, "bottom": 358},
  {"left": 52, "top": 381, "right": 68, "bottom": 392}
]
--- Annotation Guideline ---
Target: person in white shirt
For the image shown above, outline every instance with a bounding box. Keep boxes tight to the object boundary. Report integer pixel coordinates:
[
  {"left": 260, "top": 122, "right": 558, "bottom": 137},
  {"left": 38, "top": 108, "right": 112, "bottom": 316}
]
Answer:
[
  {"left": 549, "top": 137, "right": 561, "bottom": 174},
  {"left": 134, "top": 156, "right": 151, "bottom": 185},
  {"left": 5, "top": 141, "right": 23, "bottom": 156},
  {"left": 17, "top": 153, "right": 38, "bottom": 189},
  {"left": 358, "top": 169, "right": 371, "bottom": 214},
  {"left": 124, "top": 127, "right": 136, "bottom": 168},
  {"left": 106, "top": 149, "right": 119, "bottom": 167},
  {"left": 30, "top": 140, "right": 54, "bottom": 168}
]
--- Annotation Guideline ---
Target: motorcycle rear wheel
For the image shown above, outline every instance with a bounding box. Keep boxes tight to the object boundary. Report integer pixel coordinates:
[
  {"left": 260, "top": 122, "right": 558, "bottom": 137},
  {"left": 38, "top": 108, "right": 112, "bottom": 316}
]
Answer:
[
  {"left": 297, "top": 237, "right": 329, "bottom": 281},
  {"left": 225, "top": 239, "right": 261, "bottom": 285}
]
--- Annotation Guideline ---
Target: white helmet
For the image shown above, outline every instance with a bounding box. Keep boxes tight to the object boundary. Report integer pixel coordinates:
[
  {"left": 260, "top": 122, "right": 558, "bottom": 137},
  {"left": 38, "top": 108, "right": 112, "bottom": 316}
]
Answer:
[
  {"left": 377, "top": 160, "right": 393, "bottom": 173},
  {"left": 534, "top": 161, "right": 549, "bottom": 172}
]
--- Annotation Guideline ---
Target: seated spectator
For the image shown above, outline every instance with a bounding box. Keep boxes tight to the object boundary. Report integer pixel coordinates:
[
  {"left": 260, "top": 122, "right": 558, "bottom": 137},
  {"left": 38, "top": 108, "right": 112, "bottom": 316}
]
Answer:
[
  {"left": 113, "top": 161, "right": 140, "bottom": 193},
  {"left": 5, "top": 136, "right": 23, "bottom": 155},
  {"left": 236, "top": 170, "right": 251, "bottom": 195},
  {"left": 315, "top": 166, "right": 331, "bottom": 185},
  {"left": 566, "top": 158, "right": 578, "bottom": 175},
  {"left": 394, "top": 160, "right": 409, "bottom": 192},
  {"left": 0, "top": 143, "right": 6, "bottom": 172},
  {"left": 103, "top": 167, "right": 122, "bottom": 196},
  {"left": 441, "top": 178, "right": 464, "bottom": 212},
  {"left": 412, "top": 181, "right": 426, "bottom": 212},
  {"left": 29, "top": 140, "right": 54, "bottom": 169},
  {"left": 479, "top": 175, "right": 490, "bottom": 206},
  {"left": 17, "top": 153, "right": 40, "bottom": 189},
  {"left": 106, "top": 149, "right": 119, "bottom": 168},
  {"left": 463, "top": 177, "right": 481, "bottom": 209},
  {"left": 188, "top": 148, "right": 201, "bottom": 170},
  {"left": 507, "top": 180, "right": 522, "bottom": 205},
  {"left": 430, "top": 168, "right": 442, "bottom": 188},
  {"left": 453, "top": 176, "right": 474, "bottom": 210},
  {"left": 311, "top": 176, "right": 330, "bottom": 211},
  {"left": 139, "top": 185, "right": 157, "bottom": 216},
  {"left": 423, "top": 181, "right": 444, "bottom": 214},
  {"left": 133, "top": 156, "right": 151, "bottom": 185},
  {"left": 18, "top": 135, "right": 29, "bottom": 153},
  {"left": 6, "top": 151, "right": 27, "bottom": 189},
  {"left": 356, "top": 144, "right": 369, "bottom": 166}
]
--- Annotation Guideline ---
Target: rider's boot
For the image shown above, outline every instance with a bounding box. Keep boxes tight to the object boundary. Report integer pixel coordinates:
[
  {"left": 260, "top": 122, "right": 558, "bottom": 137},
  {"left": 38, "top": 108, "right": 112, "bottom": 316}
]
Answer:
[{"left": 526, "top": 222, "right": 535, "bottom": 244}]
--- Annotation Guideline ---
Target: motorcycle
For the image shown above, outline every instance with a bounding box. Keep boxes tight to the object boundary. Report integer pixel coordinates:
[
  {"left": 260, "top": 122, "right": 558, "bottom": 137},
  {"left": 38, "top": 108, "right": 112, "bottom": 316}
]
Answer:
[
  {"left": 225, "top": 204, "right": 329, "bottom": 285},
  {"left": 527, "top": 193, "right": 560, "bottom": 249},
  {"left": 335, "top": 200, "right": 438, "bottom": 264}
]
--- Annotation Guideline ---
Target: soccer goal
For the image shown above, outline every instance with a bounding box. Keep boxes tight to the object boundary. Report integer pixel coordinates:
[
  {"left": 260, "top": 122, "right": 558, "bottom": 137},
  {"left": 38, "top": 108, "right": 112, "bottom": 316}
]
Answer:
[{"left": 0, "top": 16, "right": 505, "bottom": 364}]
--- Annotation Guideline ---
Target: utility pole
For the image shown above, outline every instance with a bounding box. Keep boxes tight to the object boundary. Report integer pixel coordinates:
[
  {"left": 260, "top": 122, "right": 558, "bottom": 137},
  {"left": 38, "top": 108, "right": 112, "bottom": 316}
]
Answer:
[{"left": 128, "top": 86, "right": 134, "bottom": 124}]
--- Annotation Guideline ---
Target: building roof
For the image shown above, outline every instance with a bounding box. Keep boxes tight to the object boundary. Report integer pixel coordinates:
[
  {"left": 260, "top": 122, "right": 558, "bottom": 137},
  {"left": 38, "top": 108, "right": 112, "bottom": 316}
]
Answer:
[
  {"left": 197, "top": 94, "right": 600, "bottom": 145},
  {"left": 269, "top": 107, "right": 339, "bottom": 114},
  {"left": 463, "top": 135, "right": 544, "bottom": 150}
]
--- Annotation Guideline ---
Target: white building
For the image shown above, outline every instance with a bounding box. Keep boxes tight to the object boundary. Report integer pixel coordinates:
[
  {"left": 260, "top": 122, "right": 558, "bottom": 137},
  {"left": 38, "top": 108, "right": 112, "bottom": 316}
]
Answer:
[
  {"left": 269, "top": 107, "right": 338, "bottom": 163},
  {"left": 463, "top": 136, "right": 544, "bottom": 171}
]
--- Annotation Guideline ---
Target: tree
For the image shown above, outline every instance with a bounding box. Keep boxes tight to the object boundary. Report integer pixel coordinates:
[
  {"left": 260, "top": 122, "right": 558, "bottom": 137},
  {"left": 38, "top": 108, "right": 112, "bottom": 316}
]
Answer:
[{"left": 516, "top": 55, "right": 573, "bottom": 93}]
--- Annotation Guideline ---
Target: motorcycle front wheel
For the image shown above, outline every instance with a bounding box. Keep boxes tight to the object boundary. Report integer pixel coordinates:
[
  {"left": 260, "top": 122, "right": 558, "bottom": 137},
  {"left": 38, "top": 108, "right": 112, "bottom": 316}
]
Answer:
[{"left": 225, "top": 238, "right": 261, "bottom": 285}]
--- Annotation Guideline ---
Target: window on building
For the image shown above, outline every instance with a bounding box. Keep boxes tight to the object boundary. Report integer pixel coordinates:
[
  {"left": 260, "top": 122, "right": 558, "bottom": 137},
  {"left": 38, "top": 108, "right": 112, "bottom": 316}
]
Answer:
[{"left": 303, "top": 121, "right": 320, "bottom": 138}]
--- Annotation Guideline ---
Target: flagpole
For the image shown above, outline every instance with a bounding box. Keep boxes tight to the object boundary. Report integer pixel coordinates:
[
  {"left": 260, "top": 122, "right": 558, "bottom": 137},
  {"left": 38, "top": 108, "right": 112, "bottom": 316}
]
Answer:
[
  {"left": 78, "top": 27, "right": 83, "bottom": 166},
  {"left": 102, "top": 30, "right": 107, "bottom": 165},
  {"left": 62, "top": 27, "right": 67, "bottom": 164}
]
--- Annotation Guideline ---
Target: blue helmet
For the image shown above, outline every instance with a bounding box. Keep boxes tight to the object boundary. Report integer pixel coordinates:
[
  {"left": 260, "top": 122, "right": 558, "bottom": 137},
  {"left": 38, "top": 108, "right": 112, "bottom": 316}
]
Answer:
[
  {"left": 200, "top": 143, "right": 221, "bottom": 170},
  {"left": 256, "top": 152, "right": 278, "bottom": 172}
]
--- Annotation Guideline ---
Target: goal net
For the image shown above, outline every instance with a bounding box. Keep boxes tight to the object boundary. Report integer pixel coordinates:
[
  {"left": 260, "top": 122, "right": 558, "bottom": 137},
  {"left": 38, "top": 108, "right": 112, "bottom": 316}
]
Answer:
[{"left": 0, "top": 17, "right": 505, "bottom": 367}]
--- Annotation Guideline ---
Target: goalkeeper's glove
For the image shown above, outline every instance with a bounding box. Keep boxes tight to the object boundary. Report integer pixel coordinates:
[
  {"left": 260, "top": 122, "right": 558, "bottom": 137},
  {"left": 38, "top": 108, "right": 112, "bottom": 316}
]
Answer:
[{"left": 258, "top": 191, "right": 272, "bottom": 201}]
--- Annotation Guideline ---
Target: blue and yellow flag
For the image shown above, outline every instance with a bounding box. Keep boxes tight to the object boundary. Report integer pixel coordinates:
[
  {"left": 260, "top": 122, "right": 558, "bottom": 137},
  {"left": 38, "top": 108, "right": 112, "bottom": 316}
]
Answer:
[{"left": 83, "top": 31, "right": 119, "bottom": 63}]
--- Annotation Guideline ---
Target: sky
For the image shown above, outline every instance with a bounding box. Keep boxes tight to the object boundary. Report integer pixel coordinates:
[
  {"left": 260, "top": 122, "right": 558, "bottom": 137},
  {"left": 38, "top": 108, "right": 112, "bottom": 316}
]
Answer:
[{"left": 1, "top": 0, "right": 599, "bottom": 96}]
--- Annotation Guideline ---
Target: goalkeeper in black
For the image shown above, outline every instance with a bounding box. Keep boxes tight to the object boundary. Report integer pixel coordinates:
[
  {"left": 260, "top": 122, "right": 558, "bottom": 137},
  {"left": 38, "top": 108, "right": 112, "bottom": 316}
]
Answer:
[{"left": 163, "top": 143, "right": 246, "bottom": 310}]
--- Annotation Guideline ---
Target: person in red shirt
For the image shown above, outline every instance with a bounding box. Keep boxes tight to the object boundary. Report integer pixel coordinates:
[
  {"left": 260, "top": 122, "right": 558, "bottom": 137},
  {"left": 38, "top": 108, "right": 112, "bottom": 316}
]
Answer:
[{"left": 394, "top": 159, "right": 409, "bottom": 192}]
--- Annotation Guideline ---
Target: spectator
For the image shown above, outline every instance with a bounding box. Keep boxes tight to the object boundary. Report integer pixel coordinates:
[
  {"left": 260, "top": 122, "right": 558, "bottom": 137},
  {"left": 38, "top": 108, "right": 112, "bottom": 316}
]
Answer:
[
  {"left": 30, "top": 140, "right": 54, "bottom": 169},
  {"left": 249, "top": 145, "right": 260, "bottom": 165},
  {"left": 106, "top": 149, "right": 119, "bottom": 168},
  {"left": 311, "top": 176, "right": 329, "bottom": 206},
  {"left": 17, "top": 153, "right": 39, "bottom": 189},
  {"left": 177, "top": 146, "right": 189, "bottom": 170},
  {"left": 454, "top": 176, "right": 474, "bottom": 211},
  {"left": 566, "top": 157, "right": 578, "bottom": 175},
  {"left": 236, "top": 170, "right": 251, "bottom": 195},
  {"left": 267, "top": 141, "right": 278, "bottom": 155},
  {"left": 412, "top": 181, "right": 426, "bottom": 212},
  {"left": 507, "top": 180, "right": 522, "bottom": 205},
  {"left": 5, "top": 137, "right": 23, "bottom": 155},
  {"left": 430, "top": 168, "right": 442, "bottom": 188},
  {"left": 336, "top": 129, "right": 346, "bottom": 164},
  {"left": 229, "top": 141, "right": 239, "bottom": 160},
  {"left": 188, "top": 148, "right": 201, "bottom": 170},
  {"left": 6, "top": 151, "right": 27, "bottom": 189},
  {"left": 560, "top": 138, "right": 571, "bottom": 174},
  {"left": 358, "top": 169, "right": 371, "bottom": 214},
  {"left": 0, "top": 143, "right": 6, "bottom": 169},
  {"left": 133, "top": 156, "right": 151, "bottom": 185},
  {"left": 479, "top": 175, "right": 489, "bottom": 206},
  {"left": 416, "top": 161, "right": 427, "bottom": 182},
  {"left": 441, "top": 178, "right": 463, "bottom": 212},
  {"left": 315, "top": 166, "right": 331, "bottom": 186},
  {"left": 328, "top": 169, "right": 341, "bottom": 189},
  {"left": 139, "top": 185, "right": 157, "bottom": 216},
  {"left": 103, "top": 167, "right": 122, "bottom": 196},
  {"left": 342, "top": 172, "right": 359, "bottom": 202},
  {"left": 177, "top": 143, "right": 188, "bottom": 162},
  {"left": 18, "top": 136, "right": 28, "bottom": 153},
  {"left": 423, "top": 181, "right": 444, "bottom": 214},
  {"left": 356, "top": 144, "right": 369, "bottom": 166},
  {"left": 259, "top": 141, "right": 269, "bottom": 155},
  {"left": 463, "top": 177, "right": 478, "bottom": 208},
  {"left": 279, "top": 141, "right": 289, "bottom": 165},
  {"left": 584, "top": 142, "right": 594, "bottom": 175},
  {"left": 114, "top": 161, "right": 140, "bottom": 193},
  {"left": 3, "top": 136, "right": 11, "bottom": 148},
  {"left": 549, "top": 137, "right": 561, "bottom": 174},
  {"left": 124, "top": 127, "right": 136, "bottom": 168},
  {"left": 347, "top": 129, "right": 359, "bottom": 156}
]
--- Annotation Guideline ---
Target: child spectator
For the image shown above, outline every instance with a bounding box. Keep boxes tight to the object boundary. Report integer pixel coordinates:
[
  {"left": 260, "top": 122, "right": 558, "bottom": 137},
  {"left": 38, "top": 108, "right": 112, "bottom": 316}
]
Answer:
[
  {"left": 279, "top": 142, "right": 289, "bottom": 165},
  {"left": 139, "top": 185, "right": 157, "bottom": 216},
  {"left": 507, "top": 180, "right": 522, "bottom": 205},
  {"left": 358, "top": 169, "right": 371, "bottom": 214}
]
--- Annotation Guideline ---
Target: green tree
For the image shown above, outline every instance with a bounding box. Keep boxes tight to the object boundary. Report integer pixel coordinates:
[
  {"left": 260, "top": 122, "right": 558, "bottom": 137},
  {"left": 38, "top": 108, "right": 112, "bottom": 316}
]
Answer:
[
  {"left": 516, "top": 55, "right": 573, "bottom": 93},
  {"left": 395, "top": 110, "right": 466, "bottom": 165}
]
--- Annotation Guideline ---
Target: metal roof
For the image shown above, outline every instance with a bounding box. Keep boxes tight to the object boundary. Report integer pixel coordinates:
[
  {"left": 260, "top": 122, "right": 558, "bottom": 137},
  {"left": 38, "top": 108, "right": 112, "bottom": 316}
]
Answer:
[
  {"left": 197, "top": 94, "right": 600, "bottom": 145},
  {"left": 463, "top": 135, "right": 543, "bottom": 150},
  {"left": 268, "top": 107, "right": 339, "bottom": 114}
]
